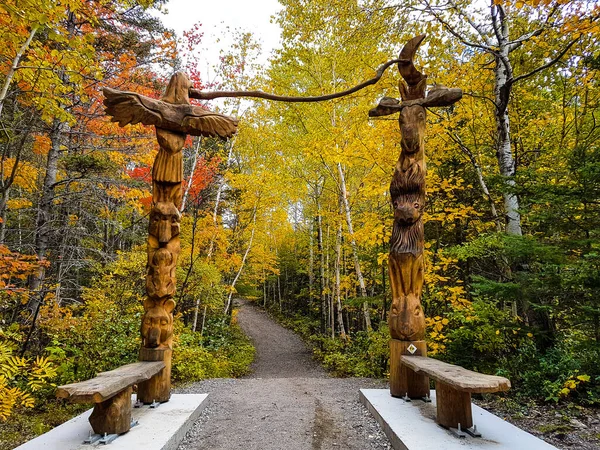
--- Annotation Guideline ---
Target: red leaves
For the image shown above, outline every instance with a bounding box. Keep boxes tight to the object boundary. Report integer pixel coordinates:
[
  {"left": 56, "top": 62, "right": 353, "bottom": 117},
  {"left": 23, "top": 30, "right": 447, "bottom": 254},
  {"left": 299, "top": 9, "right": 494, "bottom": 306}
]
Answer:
[
  {"left": 128, "top": 165, "right": 152, "bottom": 183},
  {"left": 184, "top": 155, "right": 220, "bottom": 204}
]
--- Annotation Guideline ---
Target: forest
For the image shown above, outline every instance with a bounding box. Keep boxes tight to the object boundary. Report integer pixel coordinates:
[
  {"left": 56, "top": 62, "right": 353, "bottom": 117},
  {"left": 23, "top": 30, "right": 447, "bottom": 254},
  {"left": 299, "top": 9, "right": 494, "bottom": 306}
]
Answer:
[{"left": 0, "top": 0, "right": 598, "bottom": 447}]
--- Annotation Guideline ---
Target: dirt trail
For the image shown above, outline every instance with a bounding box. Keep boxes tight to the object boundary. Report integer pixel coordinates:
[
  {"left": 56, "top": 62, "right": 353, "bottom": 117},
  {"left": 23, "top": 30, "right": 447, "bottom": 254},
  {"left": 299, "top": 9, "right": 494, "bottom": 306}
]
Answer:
[{"left": 177, "top": 300, "right": 391, "bottom": 450}]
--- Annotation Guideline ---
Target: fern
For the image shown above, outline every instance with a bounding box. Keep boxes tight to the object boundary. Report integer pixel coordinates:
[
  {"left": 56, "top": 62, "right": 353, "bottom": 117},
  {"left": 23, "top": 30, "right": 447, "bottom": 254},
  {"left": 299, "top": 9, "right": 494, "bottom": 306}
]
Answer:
[{"left": 0, "top": 342, "right": 55, "bottom": 420}]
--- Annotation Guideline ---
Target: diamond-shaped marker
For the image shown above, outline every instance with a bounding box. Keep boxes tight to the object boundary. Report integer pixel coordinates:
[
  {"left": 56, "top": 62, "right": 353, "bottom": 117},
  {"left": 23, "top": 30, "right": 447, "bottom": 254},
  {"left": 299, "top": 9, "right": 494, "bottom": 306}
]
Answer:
[{"left": 407, "top": 343, "right": 417, "bottom": 354}]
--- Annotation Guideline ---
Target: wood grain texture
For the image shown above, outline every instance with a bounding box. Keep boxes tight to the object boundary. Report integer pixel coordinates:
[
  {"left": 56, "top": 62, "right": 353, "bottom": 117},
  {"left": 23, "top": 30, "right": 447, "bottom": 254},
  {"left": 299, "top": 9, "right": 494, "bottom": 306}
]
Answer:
[
  {"left": 56, "top": 361, "right": 164, "bottom": 403},
  {"left": 400, "top": 355, "right": 511, "bottom": 393},
  {"left": 388, "top": 253, "right": 425, "bottom": 340},
  {"left": 389, "top": 339, "right": 429, "bottom": 398},
  {"left": 368, "top": 87, "right": 463, "bottom": 117},
  {"left": 103, "top": 88, "right": 238, "bottom": 139},
  {"left": 137, "top": 347, "right": 172, "bottom": 403},
  {"left": 88, "top": 386, "right": 133, "bottom": 435},
  {"left": 436, "top": 381, "right": 473, "bottom": 429}
]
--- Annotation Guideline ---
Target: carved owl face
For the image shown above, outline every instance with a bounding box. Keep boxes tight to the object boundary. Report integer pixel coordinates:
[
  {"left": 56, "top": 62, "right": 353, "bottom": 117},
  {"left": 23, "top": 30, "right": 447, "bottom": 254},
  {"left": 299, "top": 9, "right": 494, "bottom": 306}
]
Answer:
[{"left": 149, "top": 202, "right": 181, "bottom": 245}]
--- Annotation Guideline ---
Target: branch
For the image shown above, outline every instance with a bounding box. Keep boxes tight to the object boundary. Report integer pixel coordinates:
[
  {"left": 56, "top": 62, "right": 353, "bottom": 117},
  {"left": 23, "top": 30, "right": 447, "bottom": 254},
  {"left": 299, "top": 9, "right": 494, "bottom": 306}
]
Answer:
[
  {"left": 423, "top": 0, "right": 498, "bottom": 55},
  {"left": 449, "top": 0, "right": 492, "bottom": 46},
  {"left": 190, "top": 58, "right": 402, "bottom": 102},
  {"left": 463, "top": 91, "right": 498, "bottom": 109},
  {"left": 490, "top": 2, "right": 503, "bottom": 45},
  {"left": 0, "top": 25, "right": 38, "bottom": 120},
  {"left": 507, "top": 4, "right": 559, "bottom": 52},
  {"left": 512, "top": 37, "right": 579, "bottom": 84}
]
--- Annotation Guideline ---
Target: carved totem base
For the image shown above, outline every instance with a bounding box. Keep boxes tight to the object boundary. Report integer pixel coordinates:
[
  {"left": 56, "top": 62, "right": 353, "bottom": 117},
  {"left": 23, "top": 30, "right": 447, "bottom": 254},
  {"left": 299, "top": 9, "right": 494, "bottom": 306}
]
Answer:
[
  {"left": 88, "top": 386, "right": 133, "bottom": 435},
  {"left": 137, "top": 348, "right": 172, "bottom": 403},
  {"left": 389, "top": 339, "right": 429, "bottom": 398}
]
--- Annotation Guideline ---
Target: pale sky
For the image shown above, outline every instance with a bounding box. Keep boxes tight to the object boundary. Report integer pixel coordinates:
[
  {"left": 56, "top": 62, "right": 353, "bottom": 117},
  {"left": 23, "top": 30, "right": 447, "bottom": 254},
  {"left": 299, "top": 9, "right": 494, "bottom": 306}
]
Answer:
[{"left": 155, "top": 0, "right": 283, "bottom": 85}]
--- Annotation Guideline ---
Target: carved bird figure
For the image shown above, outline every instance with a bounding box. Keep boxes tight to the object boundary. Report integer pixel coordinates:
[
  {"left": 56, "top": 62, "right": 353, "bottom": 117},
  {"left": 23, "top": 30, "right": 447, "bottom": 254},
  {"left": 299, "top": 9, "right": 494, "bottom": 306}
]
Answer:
[{"left": 103, "top": 72, "right": 238, "bottom": 139}]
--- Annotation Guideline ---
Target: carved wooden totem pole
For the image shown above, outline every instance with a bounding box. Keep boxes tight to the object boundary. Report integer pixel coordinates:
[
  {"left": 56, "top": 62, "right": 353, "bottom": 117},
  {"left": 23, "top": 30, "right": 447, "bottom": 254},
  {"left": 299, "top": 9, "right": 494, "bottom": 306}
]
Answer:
[
  {"left": 103, "top": 73, "right": 238, "bottom": 402},
  {"left": 369, "top": 35, "right": 462, "bottom": 398}
]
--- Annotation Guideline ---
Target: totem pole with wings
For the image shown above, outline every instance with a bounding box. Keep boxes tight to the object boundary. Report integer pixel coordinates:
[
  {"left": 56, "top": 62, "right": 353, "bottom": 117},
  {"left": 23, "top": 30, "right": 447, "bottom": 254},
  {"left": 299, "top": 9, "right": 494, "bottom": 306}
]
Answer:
[{"left": 103, "top": 73, "right": 238, "bottom": 402}]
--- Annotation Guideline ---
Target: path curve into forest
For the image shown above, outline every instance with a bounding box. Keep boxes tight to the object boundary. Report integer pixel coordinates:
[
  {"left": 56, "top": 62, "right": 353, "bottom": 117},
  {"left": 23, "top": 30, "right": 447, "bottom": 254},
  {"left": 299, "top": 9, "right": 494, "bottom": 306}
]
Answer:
[{"left": 177, "top": 299, "right": 391, "bottom": 450}]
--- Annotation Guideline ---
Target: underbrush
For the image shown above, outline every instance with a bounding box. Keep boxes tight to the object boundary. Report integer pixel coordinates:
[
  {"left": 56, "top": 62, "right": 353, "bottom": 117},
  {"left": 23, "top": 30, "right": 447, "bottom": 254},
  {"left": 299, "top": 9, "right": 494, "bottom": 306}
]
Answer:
[
  {"left": 172, "top": 313, "right": 255, "bottom": 382},
  {"left": 1, "top": 304, "right": 254, "bottom": 450},
  {"left": 259, "top": 299, "right": 600, "bottom": 407}
]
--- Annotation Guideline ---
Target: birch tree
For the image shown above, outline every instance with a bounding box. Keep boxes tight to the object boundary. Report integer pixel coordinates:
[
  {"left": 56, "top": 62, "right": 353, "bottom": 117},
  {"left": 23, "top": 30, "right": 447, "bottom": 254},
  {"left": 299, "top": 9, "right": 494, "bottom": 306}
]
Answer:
[{"left": 414, "top": 0, "right": 595, "bottom": 235}]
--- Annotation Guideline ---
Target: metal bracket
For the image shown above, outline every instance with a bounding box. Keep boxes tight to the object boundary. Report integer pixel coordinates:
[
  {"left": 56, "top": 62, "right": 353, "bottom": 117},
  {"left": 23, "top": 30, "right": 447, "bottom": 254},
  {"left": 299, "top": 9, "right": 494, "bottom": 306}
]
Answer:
[
  {"left": 464, "top": 425, "right": 481, "bottom": 437},
  {"left": 149, "top": 399, "right": 160, "bottom": 409},
  {"left": 448, "top": 423, "right": 467, "bottom": 438},
  {"left": 421, "top": 394, "right": 432, "bottom": 403},
  {"left": 134, "top": 398, "right": 144, "bottom": 408},
  {"left": 83, "top": 432, "right": 102, "bottom": 444},
  {"left": 402, "top": 393, "right": 412, "bottom": 402},
  {"left": 83, "top": 420, "right": 138, "bottom": 445},
  {"left": 99, "top": 432, "right": 119, "bottom": 445}
]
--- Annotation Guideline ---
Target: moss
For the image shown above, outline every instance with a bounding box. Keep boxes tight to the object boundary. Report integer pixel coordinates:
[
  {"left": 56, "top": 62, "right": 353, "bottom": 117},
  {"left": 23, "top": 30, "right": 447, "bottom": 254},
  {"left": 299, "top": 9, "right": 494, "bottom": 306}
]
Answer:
[{"left": 537, "top": 423, "right": 573, "bottom": 434}]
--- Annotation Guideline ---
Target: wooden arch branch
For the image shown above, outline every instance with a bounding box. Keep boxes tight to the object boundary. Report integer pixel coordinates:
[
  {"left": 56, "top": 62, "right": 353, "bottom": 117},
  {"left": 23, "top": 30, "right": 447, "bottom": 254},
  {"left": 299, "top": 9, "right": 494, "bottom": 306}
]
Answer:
[{"left": 189, "top": 58, "right": 402, "bottom": 102}]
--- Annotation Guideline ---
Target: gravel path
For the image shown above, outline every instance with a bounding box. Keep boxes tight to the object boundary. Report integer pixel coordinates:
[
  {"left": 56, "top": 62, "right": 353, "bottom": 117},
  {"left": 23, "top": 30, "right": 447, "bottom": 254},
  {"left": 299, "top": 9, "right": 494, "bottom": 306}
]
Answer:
[{"left": 177, "top": 300, "right": 391, "bottom": 450}]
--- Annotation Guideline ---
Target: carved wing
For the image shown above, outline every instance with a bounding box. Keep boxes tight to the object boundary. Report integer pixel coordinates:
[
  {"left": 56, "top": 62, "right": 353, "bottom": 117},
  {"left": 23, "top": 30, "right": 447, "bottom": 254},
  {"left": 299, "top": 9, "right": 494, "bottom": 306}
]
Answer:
[
  {"left": 103, "top": 87, "right": 239, "bottom": 139},
  {"left": 182, "top": 107, "right": 238, "bottom": 138},
  {"left": 103, "top": 87, "right": 163, "bottom": 128}
]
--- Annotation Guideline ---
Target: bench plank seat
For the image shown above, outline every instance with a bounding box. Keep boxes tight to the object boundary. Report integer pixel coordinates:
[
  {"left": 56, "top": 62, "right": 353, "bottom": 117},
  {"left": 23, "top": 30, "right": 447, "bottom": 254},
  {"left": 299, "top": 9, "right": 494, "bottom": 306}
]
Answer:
[
  {"left": 400, "top": 356, "right": 510, "bottom": 393},
  {"left": 56, "top": 361, "right": 165, "bottom": 403}
]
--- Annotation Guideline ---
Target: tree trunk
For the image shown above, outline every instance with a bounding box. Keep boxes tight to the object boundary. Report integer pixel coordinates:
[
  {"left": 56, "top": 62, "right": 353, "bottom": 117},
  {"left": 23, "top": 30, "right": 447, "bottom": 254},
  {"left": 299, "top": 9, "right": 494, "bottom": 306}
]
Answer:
[
  {"left": 181, "top": 137, "right": 203, "bottom": 211},
  {"left": 223, "top": 204, "right": 257, "bottom": 315},
  {"left": 308, "top": 219, "right": 314, "bottom": 305},
  {"left": 494, "top": 52, "right": 522, "bottom": 236},
  {"left": 317, "top": 209, "right": 326, "bottom": 334},
  {"left": 0, "top": 26, "right": 38, "bottom": 120},
  {"left": 334, "top": 198, "right": 346, "bottom": 339},
  {"left": 28, "top": 120, "right": 67, "bottom": 313},
  {"left": 337, "top": 162, "right": 372, "bottom": 330}
]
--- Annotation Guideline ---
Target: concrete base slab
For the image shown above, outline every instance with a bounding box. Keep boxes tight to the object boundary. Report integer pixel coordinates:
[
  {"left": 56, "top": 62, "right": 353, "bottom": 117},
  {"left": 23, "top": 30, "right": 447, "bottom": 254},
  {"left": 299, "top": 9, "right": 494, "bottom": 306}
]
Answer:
[
  {"left": 16, "top": 394, "right": 208, "bottom": 450},
  {"left": 360, "top": 389, "right": 556, "bottom": 450}
]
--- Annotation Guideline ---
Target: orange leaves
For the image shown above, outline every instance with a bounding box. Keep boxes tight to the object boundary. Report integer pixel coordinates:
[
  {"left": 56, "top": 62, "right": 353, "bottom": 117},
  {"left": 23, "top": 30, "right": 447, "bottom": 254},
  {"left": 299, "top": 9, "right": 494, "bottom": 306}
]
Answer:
[
  {"left": 0, "top": 245, "right": 45, "bottom": 302},
  {"left": 33, "top": 134, "right": 51, "bottom": 155}
]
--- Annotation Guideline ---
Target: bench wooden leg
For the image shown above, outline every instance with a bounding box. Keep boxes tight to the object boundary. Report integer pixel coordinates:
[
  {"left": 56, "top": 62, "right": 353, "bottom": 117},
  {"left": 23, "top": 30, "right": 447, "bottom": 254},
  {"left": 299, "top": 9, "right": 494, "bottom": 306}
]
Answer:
[
  {"left": 435, "top": 381, "right": 472, "bottom": 429},
  {"left": 89, "top": 386, "right": 132, "bottom": 435},
  {"left": 389, "top": 339, "right": 429, "bottom": 398},
  {"left": 137, "top": 348, "right": 172, "bottom": 403}
]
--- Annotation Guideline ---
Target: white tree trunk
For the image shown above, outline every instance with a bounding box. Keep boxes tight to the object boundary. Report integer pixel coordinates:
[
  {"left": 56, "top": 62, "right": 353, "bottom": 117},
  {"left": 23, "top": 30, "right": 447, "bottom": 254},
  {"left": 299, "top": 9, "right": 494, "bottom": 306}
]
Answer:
[
  {"left": 494, "top": 51, "right": 522, "bottom": 236},
  {"left": 335, "top": 197, "right": 347, "bottom": 339},
  {"left": 337, "top": 162, "right": 372, "bottom": 330},
  {"left": 0, "top": 26, "right": 38, "bottom": 120},
  {"left": 181, "top": 137, "right": 203, "bottom": 212},
  {"left": 223, "top": 205, "right": 257, "bottom": 315}
]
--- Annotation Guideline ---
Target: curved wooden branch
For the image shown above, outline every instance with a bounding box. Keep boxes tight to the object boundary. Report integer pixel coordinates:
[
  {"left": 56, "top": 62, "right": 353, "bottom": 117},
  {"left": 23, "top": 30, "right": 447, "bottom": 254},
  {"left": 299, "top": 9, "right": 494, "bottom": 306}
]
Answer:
[{"left": 189, "top": 59, "right": 402, "bottom": 102}]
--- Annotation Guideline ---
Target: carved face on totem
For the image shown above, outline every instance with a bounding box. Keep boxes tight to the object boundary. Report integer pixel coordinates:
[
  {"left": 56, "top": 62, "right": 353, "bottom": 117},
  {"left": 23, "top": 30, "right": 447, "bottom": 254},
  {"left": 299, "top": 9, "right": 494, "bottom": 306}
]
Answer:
[
  {"left": 147, "top": 248, "right": 176, "bottom": 299},
  {"left": 399, "top": 105, "right": 426, "bottom": 154},
  {"left": 393, "top": 194, "right": 423, "bottom": 225},
  {"left": 141, "top": 299, "right": 175, "bottom": 348},
  {"left": 149, "top": 202, "right": 181, "bottom": 246},
  {"left": 389, "top": 292, "right": 426, "bottom": 341}
]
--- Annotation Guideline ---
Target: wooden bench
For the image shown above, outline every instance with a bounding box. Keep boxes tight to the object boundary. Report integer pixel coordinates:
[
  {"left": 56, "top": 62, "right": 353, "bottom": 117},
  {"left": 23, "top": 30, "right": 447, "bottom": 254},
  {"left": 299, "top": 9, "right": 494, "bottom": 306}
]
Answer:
[
  {"left": 400, "top": 356, "right": 510, "bottom": 431},
  {"left": 56, "top": 361, "right": 165, "bottom": 435}
]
